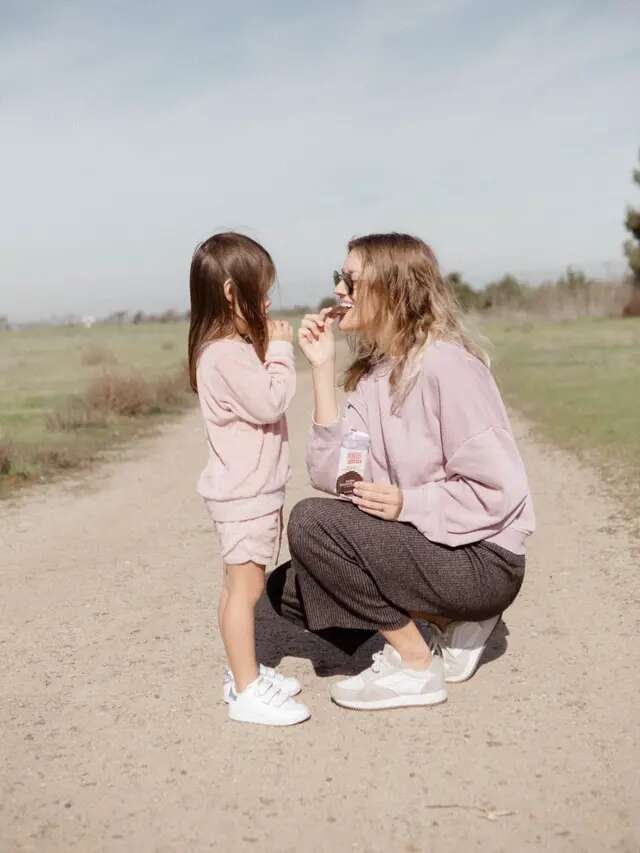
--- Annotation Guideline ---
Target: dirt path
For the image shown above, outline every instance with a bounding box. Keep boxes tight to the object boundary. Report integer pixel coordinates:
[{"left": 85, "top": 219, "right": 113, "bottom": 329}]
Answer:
[{"left": 2, "top": 366, "right": 639, "bottom": 853}]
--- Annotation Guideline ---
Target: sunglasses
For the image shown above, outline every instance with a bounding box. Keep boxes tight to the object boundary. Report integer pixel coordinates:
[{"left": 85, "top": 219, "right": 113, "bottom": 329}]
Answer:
[{"left": 333, "top": 270, "right": 356, "bottom": 296}]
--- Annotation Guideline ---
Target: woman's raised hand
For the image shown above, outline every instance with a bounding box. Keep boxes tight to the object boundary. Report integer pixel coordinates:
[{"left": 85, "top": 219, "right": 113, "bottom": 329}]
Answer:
[
  {"left": 268, "top": 319, "right": 294, "bottom": 344},
  {"left": 298, "top": 308, "right": 336, "bottom": 368}
]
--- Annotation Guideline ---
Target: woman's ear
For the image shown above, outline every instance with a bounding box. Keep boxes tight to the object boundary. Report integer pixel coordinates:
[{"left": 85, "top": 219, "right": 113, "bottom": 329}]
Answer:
[{"left": 223, "top": 278, "right": 234, "bottom": 304}]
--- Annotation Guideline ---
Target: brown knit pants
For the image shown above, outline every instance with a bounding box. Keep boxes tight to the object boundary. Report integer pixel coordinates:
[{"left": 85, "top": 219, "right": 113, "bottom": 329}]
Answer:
[{"left": 267, "top": 497, "right": 525, "bottom": 654}]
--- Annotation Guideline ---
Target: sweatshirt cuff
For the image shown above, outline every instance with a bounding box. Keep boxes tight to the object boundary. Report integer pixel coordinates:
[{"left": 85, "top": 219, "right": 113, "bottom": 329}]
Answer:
[
  {"left": 266, "top": 341, "right": 295, "bottom": 361},
  {"left": 398, "top": 485, "right": 433, "bottom": 529},
  {"left": 310, "top": 417, "right": 343, "bottom": 445}
]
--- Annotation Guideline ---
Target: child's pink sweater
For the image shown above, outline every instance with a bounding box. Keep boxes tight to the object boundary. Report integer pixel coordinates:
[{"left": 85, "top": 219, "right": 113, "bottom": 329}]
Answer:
[
  {"left": 307, "top": 340, "right": 535, "bottom": 554},
  {"left": 196, "top": 339, "right": 295, "bottom": 521}
]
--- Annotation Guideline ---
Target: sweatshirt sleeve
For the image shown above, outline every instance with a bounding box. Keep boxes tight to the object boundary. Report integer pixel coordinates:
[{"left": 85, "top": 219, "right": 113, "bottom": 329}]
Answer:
[
  {"left": 305, "top": 385, "right": 368, "bottom": 494},
  {"left": 398, "top": 350, "right": 530, "bottom": 546},
  {"left": 214, "top": 341, "right": 296, "bottom": 425}
]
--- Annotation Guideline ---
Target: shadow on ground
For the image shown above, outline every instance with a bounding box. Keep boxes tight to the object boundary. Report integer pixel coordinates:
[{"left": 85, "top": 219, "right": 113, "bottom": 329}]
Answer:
[{"left": 255, "top": 595, "right": 510, "bottom": 679}]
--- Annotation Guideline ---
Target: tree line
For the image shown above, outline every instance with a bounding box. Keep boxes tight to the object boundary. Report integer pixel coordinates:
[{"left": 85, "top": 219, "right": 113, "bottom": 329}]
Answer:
[{"left": 3, "top": 149, "right": 639, "bottom": 329}]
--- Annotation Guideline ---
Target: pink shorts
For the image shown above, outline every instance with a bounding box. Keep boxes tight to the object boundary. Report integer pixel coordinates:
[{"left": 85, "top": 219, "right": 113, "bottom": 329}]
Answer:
[{"left": 212, "top": 509, "right": 282, "bottom": 566}]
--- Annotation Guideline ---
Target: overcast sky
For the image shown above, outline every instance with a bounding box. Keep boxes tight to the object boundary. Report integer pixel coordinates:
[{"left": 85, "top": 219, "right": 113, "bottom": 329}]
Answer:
[{"left": 1, "top": 0, "right": 639, "bottom": 321}]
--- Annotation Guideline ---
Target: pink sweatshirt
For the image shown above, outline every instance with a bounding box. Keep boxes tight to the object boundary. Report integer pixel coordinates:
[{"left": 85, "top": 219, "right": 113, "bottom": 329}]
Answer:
[
  {"left": 307, "top": 340, "right": 535, "bottom": 554},
  {"left": 196, "top": 339, "right": 295, "bottom": 521}
]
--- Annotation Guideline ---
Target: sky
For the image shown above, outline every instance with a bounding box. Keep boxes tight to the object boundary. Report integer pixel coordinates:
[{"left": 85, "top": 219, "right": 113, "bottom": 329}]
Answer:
[{"left": 1, "top": 0, "right": 639, "bottom": 322}]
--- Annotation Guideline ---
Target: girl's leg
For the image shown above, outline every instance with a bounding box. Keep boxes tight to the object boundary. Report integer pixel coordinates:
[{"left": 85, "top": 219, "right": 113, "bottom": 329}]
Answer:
[
  {"left": 220, "top": 561, "right": 265, "bottom": 692},
  {"left": 217, "top": 568, "right": 229, "bottom": 633}
]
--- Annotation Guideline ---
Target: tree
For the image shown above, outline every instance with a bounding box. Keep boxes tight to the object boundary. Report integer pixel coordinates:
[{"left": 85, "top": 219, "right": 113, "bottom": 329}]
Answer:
[
  {"left": 623, "top": 148, "right": 640, "bottom": 316},
  {"left": 159, "top": 309, "right": 180, "bottom": 323},
  {"left": 318, "top": 296, "right": 337, "bottom": 311},
  {"left": 558, "top": 266, "right": 587, "bottom": 291},
  {"left": 445, "top": 272, "right": 479, "bottom": 312},
  {"left": 481, "top": 274, "right": 529, "bottom": 310}
]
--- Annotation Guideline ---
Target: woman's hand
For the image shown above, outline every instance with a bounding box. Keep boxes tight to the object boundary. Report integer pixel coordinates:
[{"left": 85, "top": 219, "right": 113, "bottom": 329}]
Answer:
[
  {"left": 352, "top": 483, "right": 403, "bottom": 521},
  {"left": 268, "top": 319, "right": 294, "bottom": 344},
  {"left": 298, "top": 308, "right": 336, "bottom": 368}
]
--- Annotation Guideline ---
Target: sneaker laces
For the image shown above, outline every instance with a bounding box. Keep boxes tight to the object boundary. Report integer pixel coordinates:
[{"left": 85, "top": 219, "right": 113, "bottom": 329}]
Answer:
[
  {"left": 426, "top": 625, "right": 447, "bottom": 656},
  {"left": 370, "top": 651, "right": 387, "bottom": 674}
]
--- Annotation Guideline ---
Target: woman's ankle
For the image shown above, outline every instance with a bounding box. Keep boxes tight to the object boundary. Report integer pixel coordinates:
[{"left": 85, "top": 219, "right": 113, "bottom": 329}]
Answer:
[
  {"left": 380, "top": 621, "right": 432, "bottom": 670},
  {"left": 410, "top": 611, "right": 451, "bottom": 631},
  {"left": 399, "top": 650, "right": 432, "bottom": 670}
]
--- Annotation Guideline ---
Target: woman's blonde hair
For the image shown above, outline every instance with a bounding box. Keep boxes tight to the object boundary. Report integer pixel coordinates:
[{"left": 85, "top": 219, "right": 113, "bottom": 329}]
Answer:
[{"left": 343, "top": 232, "right": 488, "bottom": 409}]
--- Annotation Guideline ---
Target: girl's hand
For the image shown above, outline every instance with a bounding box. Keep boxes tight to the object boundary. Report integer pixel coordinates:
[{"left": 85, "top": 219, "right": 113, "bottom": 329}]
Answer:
[
  {"left": 269, "top": 319, "right": 294, "bottom": 344},
  {"left": 352, "top": 483, "right": 403, "bottom": 521},
  {"left": 298, "top": 308, "right": 336, "bottom": 368}
]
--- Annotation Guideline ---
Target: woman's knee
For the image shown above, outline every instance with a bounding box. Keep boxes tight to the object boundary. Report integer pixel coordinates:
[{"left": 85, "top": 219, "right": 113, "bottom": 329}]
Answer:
[{"left": 287, "top": 498, "right": 329, "bottom": 554}]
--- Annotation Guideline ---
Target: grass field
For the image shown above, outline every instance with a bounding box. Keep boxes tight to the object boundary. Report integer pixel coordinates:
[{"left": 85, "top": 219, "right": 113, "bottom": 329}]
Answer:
[
  {"left": 0, "top": 322, "right": 192, "bottom": 493},
  {"left": 485, "top": 316, "right": 640, "bottom": 528},
  {"left": 2, "top": 315, "right": 639, "bottom": 518}
]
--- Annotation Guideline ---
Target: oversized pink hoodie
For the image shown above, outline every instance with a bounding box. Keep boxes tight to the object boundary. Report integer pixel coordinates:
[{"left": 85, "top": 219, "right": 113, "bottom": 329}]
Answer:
[
  {"left": 196, "top": 339, "right": 295, "bottom": 521},
  {"left": 307, "top": 340, "right": 535, "bottom": 554}
]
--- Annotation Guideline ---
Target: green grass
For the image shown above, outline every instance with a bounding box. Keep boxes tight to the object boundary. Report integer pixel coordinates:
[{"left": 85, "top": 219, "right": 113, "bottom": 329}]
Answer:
[
  {"left": 0, "top": 322, "right": 192, "bottom": 494},
  {"left": 484, "top": 316, "right": 640, "bottom": 528},
  {"left": 4, "top": 314, "right": 639, "bottom": 522}
]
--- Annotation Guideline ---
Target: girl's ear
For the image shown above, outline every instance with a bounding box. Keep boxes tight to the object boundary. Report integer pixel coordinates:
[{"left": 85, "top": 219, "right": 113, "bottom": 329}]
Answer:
[{"left": 223, "top": 278, "right": 234, "bottom": 304}]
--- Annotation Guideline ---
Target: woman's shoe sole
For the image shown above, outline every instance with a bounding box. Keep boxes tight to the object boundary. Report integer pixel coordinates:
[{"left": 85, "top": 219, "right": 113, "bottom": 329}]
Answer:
[{"left": 331, "top": 690, "right": 447, "bottom": 711}]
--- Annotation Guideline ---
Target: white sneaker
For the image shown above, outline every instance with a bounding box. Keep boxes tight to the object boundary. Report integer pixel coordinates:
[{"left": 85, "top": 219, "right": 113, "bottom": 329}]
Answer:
[
  {"left": 223, "top": 664, "right": 301, "bottom": 703},
  {"left": 228, "top": 676, "right": 311, "bottom": 726},
  {"left": 432, "top": 615, "right": 501, "bottom": 683},
  {"left": 330, "top": 644, "right": 447, "bottom": 711}
]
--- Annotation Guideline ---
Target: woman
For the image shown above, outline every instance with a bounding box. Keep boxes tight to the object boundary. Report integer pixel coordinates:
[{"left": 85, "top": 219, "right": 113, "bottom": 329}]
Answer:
[{"left": 267, "top": 233, "right": 535, "bottom": 711}]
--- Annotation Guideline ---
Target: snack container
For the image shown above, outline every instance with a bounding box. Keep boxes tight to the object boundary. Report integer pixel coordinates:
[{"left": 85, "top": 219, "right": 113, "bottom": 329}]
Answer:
[{"left": 336, "top": 430, "right": 371, "bottom": 497}]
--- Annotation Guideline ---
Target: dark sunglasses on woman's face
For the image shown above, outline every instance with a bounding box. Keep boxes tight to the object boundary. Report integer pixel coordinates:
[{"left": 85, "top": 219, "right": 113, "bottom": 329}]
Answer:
[{"left": 333, "top": 270, "right": 356, "bottom": 296}]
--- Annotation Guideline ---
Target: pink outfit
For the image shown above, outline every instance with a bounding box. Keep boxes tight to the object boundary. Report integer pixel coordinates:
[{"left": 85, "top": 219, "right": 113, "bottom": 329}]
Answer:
[
  {"left": 307, "top": 340, "right": 535, "bottom": 554},
  {"left": 214, "top": 510, "right": 282, "bottom": 566},
  {"left": 196, "top": 338, "right": 295, "bottom": 562}
]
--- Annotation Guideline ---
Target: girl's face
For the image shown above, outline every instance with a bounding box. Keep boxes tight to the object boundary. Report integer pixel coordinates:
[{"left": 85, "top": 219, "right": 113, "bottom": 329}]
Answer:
[{"left": 333, "top": 250, "right": 376, "bottom": 334}]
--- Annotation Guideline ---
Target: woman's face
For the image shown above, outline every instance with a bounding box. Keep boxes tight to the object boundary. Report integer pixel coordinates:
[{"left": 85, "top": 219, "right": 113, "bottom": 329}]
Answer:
[{"left": 334, "top": 250, "right": 374, "bottom": 333}]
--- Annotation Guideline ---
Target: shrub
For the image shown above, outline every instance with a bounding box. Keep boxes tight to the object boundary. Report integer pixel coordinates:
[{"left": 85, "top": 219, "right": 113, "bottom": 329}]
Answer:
[
  {"left": 0, "top": 441, "right": 13, "bottom": 475},
  {"left": 46, "top": 397, "right": 109, "bottom": 432},
  {"left": 623, "top": 288, "right": 640, "bottom": 317},
  {"left": 85, "top": 373, "right": 154, "bottom": 417},
  {"left": 154, "top": 369, "right": 191, "bottom": 408},
  {"left": 33, "top": 447, "right": 81, "bottom": 470},
  {"left": 47, "top": 366, "right": 194, "bottom": 438},
  {"left": 81, "top": 345, "right": 118, "bottom": 366}
]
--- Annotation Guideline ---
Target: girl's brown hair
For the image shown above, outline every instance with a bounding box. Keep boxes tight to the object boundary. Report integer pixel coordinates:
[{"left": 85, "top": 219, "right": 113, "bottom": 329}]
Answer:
[
  {"left": 188, "top": 232, "right": 275, "bottom": 392},
  {"left": 343, "top": 232, "right": 488, "bottom": 407}
]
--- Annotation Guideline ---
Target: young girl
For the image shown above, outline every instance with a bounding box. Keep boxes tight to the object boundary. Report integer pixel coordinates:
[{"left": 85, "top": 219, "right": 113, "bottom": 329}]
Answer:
[{"left": 188, "top": 232, "right": 310, "bottom": 726}]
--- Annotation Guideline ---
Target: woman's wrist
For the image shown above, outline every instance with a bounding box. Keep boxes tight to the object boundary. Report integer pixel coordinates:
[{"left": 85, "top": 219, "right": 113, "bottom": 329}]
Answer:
[{"left": 311, "top": 360, "right": 335, "bottom": 377}]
